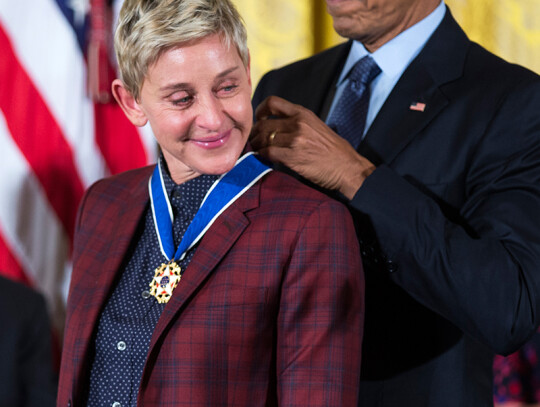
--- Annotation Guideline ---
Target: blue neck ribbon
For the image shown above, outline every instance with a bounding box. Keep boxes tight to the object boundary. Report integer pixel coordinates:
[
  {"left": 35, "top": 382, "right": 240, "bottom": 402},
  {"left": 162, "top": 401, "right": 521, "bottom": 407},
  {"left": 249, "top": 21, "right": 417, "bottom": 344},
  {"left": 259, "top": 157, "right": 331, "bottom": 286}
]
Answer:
[{"left": 149, "top": 152, "right": 272, "bottom": 262}]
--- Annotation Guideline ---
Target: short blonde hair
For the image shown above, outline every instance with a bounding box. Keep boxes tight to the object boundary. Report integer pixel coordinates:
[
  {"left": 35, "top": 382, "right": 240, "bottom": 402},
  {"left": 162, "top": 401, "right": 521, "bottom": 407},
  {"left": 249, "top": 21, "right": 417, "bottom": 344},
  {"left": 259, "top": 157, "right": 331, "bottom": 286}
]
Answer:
[{"left": 115, "top": 0, "right": 249, "bottom": 100}]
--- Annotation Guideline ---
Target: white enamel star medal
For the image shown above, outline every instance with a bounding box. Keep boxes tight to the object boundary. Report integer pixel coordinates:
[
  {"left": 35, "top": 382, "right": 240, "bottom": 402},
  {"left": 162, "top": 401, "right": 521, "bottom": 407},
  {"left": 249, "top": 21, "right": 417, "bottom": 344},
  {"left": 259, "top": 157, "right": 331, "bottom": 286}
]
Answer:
[{"left": 149, "top": 261, "right": 182, "bottom": 304}]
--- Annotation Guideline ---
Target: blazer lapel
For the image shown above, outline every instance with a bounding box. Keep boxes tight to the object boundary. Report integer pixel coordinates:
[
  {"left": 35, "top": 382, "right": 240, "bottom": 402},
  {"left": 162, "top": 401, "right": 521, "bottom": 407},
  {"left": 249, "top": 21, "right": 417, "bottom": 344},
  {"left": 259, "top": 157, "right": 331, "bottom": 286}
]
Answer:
[
  {"left": 359, "top": 66, "right": 449, "bottom": 166},
  {"left": 359, "top": 8, "right": 469, "bottom": 166},
  {"left": 147, "top": 180, "right": 262, "bottom": 349}
]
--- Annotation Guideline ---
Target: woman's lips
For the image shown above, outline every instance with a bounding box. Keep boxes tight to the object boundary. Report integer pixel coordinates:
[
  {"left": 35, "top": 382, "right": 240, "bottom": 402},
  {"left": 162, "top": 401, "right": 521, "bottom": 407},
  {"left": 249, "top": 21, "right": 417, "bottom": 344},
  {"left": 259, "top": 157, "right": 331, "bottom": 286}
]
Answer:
[{"left": 191, "top": 130, "right": 232, "bottom": 149}]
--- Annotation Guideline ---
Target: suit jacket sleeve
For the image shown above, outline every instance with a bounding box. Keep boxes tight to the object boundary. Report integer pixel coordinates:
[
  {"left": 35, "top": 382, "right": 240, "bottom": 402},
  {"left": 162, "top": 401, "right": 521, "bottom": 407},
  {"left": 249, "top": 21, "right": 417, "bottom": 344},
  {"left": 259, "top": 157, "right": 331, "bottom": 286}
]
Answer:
[
  {"left": 351, "top": 76, "right": 540, "bottom": 355},
  {"left": 277, "top": 198, "right": 363, "bottom": 406}
]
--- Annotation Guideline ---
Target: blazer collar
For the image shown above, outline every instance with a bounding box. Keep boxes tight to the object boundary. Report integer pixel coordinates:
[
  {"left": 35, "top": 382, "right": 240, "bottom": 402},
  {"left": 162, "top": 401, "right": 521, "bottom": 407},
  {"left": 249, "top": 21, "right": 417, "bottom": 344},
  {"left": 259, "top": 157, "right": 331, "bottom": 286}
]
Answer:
[{"left": 359, "top": 8, "right": 469, "bottom": 165}]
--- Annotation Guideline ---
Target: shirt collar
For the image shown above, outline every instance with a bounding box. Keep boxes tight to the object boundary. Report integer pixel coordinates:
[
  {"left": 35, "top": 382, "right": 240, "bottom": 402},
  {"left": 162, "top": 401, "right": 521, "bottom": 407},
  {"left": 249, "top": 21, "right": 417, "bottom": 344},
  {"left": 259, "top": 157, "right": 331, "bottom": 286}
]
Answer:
[
  {"left": 337, "top": 1, "right": 446, "bottom": 86},
  {"left": 159, "top": 154, "right": 219, "bottom": 206}
]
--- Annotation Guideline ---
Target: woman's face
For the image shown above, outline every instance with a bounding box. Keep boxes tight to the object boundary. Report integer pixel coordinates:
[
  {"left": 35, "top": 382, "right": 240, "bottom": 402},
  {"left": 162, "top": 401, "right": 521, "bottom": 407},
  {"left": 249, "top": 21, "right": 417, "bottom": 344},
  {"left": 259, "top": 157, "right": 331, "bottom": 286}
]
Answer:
[{"left": 123, "top": 34, "right": 252, "bottom": 183}]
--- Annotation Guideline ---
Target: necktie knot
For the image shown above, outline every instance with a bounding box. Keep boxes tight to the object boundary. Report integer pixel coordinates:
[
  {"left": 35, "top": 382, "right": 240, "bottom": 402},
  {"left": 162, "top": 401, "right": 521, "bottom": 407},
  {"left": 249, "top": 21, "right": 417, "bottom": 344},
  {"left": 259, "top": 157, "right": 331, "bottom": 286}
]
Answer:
[{"left": 348, "top": 55, "right": 381, "bottom": 89}]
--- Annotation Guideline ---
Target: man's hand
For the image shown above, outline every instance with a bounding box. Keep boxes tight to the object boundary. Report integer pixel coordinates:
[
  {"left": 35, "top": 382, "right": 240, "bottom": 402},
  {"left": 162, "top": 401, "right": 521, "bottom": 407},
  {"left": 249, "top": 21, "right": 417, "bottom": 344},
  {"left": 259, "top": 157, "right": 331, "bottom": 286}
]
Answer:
[{"left": 251, "top": 96, "right": 375, "bottom": 200}]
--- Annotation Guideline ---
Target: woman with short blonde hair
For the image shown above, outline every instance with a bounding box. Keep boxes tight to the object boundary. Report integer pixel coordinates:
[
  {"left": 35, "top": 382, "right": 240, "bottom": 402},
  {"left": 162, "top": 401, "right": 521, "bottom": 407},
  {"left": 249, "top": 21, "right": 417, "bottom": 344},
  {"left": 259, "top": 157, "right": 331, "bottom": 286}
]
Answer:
[{"left": 57, "top": 1, "right": 364, "bottom": 406}]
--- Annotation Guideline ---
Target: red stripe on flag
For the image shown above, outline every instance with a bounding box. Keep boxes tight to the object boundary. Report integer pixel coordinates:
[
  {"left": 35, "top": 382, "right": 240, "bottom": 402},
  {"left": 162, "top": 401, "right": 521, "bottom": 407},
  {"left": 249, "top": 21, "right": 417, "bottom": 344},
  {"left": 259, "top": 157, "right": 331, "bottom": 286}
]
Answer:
[
  {"left": 94, "top": 101, "right": 149, "bottom": 174},
  {"left": 0, "top": 24, "right": 84, "bottom": 242}
]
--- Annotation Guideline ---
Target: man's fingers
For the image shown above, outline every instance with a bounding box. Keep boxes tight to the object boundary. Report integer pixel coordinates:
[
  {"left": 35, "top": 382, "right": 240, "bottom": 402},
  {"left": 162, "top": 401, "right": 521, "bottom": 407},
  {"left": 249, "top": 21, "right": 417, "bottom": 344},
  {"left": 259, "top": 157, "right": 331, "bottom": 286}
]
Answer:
[
  {"left": 257, "top": 145, "right": 292, "bottom": 166},
  {"left": 255, "top": 95, "right": 300, "bottom": 121},
  {"left": 251, "top": 129, "right": 292, "bottom": 150},
  {"left": 251, "top": 117, "right": 294, "bottom": 149},
  {"left": 265, "top": 129, "right": 295, "bottom": 148}
]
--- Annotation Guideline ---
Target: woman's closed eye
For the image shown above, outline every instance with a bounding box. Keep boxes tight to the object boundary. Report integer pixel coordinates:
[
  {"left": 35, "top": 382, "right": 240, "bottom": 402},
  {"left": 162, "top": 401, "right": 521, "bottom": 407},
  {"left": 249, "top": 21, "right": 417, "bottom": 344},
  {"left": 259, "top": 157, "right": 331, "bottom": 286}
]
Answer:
[
  {"left": 216, "top": 81, "right": 239, "bottom": 97},
  {"left": 170, "top": 92, "right": 194, "bottom": 108}
]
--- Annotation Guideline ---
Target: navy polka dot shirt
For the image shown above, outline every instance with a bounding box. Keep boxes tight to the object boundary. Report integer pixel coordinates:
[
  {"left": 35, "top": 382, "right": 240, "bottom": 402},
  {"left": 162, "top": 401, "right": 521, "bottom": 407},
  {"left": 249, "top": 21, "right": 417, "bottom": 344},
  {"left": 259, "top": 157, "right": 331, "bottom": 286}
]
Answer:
[{"left": 86, "top": 159, "right": 219, "bottom": 407}]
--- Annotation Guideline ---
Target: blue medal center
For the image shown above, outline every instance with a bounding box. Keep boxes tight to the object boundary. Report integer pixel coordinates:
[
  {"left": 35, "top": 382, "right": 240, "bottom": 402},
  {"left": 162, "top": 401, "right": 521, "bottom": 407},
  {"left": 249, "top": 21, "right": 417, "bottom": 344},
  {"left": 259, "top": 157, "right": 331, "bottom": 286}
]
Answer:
[{"left": 160, "top": 276, "right": 170, "bottom": 288}]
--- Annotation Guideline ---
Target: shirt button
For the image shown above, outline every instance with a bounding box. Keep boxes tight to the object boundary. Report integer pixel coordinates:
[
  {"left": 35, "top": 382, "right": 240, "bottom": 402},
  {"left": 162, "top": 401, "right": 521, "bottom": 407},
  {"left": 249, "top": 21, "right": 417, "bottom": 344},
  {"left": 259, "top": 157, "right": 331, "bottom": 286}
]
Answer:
[
  {"left": 142, "top": 290, "right": 151, "bottom": 299},
  {"left": 117, "top": 341, "right": 127, "bottom": 351},
  {"left": 112, "top": 402, "right": 122, "bottom": 407},
  {"left": 172, "top": 189, "right": 182, "bottom": 200}
]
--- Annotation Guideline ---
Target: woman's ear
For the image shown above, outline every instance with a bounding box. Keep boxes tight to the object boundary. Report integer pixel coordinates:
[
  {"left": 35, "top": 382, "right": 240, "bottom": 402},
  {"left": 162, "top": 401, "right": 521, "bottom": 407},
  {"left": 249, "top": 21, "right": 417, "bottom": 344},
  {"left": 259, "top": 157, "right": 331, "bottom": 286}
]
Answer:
[{"left": 112, "top": 79, "right": 148, "bottom": 127}]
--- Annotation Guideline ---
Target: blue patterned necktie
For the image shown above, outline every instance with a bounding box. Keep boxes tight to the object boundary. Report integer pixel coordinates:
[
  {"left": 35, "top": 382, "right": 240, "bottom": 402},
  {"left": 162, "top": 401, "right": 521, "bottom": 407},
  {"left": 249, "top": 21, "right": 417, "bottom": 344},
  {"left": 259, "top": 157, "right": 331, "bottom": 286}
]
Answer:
[{"left": 327, "top": 55, "right": 381, "bottom": 149}]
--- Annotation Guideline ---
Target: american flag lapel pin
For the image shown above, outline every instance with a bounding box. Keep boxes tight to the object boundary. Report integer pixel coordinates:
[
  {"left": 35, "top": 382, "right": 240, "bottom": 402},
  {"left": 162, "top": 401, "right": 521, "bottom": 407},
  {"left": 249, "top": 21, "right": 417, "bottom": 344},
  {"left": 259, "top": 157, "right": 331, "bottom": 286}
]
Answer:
[{"left": 409, "top": 101, "right": 426, "bottom": 112}]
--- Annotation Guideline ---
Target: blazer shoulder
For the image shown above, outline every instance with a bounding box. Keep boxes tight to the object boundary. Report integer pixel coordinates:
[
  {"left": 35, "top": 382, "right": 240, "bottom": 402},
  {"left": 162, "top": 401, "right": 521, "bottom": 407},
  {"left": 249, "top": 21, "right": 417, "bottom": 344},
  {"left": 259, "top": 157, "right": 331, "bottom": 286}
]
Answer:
[
  {"left": 80, "top": 165, "right": 153, "bottom": 209},
  {"left": 410, "top": 8, "right": 539, "bottom": 92},
  {"left": 443, "top": 41, "right": 540, "bottom": 123},
  {"left": 436, "top": 9, "right": 539, "bottom": 89},
  {"left": 467, "top": 42, "right": 540, "bottom": 86},
  {"left": 87, "top": 165, "right": 154, "bottom": 197},
  {"left": 258, "top": 170, "right": 348, "bottom": 214},
  {"left": 76, "top": 165, "right": 153, "bottom": 231}
]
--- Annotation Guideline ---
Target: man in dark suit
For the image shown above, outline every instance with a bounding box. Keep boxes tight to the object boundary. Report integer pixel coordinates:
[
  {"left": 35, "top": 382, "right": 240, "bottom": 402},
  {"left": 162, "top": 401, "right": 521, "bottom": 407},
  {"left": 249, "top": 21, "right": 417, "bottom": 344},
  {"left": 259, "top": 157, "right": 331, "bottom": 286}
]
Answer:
[
  {"left": 0, "top": 275, "right": 57, "bottom": 407},
  {"left": 251, "top": 0, "right": 540, "bottom": 405}
]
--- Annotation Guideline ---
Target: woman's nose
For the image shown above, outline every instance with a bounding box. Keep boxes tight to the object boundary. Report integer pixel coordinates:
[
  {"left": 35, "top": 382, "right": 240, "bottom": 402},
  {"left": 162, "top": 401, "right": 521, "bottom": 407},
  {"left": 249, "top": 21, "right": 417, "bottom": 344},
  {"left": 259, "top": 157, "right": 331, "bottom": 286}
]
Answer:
[{"left": 195, "top": 95, "right": 226, "bottom": 130}]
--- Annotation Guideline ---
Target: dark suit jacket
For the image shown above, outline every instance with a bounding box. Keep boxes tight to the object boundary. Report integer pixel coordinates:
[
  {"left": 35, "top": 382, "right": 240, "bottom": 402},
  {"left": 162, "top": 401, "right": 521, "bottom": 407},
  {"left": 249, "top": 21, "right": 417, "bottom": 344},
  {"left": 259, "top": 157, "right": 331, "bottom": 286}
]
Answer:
[
  {"left": 57, "top": 166, "right": 364, "bottom": 406},
  {"left": 252, "top": 7, "right": 540, "bottom": 407},
  {"left": 0, "top": 275, "right": 57, "bottom": 407}
]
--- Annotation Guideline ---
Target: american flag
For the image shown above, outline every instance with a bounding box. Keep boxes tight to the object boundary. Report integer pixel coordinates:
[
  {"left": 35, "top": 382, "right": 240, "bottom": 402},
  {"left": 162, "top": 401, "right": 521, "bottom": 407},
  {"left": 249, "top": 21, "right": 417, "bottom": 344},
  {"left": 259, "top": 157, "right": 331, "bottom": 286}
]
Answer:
[
  {"left": 0, "top": 0, "right": 156, "bottom": 337},
  {"left": 409, "top": 101, "right": 426, "bottom": 112}
]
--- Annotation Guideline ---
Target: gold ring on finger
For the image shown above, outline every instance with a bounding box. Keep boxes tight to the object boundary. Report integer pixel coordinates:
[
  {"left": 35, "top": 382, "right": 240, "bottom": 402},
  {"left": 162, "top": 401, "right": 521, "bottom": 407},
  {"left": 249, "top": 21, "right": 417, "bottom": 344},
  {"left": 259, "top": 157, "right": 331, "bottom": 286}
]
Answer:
[{"left": 268, "top": 130, "right": 277, "bottom": 145}]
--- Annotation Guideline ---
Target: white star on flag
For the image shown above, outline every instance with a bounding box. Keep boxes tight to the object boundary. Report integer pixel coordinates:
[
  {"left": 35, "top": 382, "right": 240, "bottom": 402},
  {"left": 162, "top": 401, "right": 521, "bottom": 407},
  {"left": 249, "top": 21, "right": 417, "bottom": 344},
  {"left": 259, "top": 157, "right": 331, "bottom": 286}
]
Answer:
[{"left": 68, "top": 0, "right": 90, "bottom": 27}]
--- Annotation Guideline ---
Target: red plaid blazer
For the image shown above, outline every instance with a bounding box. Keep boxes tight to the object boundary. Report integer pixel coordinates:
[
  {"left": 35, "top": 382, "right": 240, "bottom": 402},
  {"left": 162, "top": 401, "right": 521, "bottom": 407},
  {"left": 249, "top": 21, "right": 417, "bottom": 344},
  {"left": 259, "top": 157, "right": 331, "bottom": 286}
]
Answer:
[{"left": 57, "top": 166, "right": 364, "bottom": 407}]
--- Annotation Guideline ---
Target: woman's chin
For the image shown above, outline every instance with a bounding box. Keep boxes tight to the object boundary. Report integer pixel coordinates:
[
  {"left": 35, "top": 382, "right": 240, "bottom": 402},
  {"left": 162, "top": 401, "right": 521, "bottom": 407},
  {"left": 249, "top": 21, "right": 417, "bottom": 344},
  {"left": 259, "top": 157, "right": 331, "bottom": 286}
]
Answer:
[
  {"left": 204, "top": 162, "right": 236, "bottom": 176},
  {"left": 197, "top": 156, "right": 237, "bottom": 176},
  {"left": 204, "top": 149, "right": 245, "bottom": 175}
]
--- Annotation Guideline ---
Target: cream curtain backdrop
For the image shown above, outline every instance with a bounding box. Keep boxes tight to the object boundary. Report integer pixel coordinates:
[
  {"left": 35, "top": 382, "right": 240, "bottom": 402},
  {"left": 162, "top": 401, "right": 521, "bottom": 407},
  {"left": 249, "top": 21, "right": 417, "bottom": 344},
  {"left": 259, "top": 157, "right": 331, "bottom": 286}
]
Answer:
[{"left": 232, "top": 0, "right": 540, "bottom": 90}]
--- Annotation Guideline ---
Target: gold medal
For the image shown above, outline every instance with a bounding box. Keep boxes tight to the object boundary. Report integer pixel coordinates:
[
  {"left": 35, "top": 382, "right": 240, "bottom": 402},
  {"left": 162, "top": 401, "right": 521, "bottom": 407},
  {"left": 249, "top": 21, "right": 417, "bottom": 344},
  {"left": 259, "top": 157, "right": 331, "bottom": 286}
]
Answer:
[{"left": 149, "top": 261, "right": 182, "bottom": 304}]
